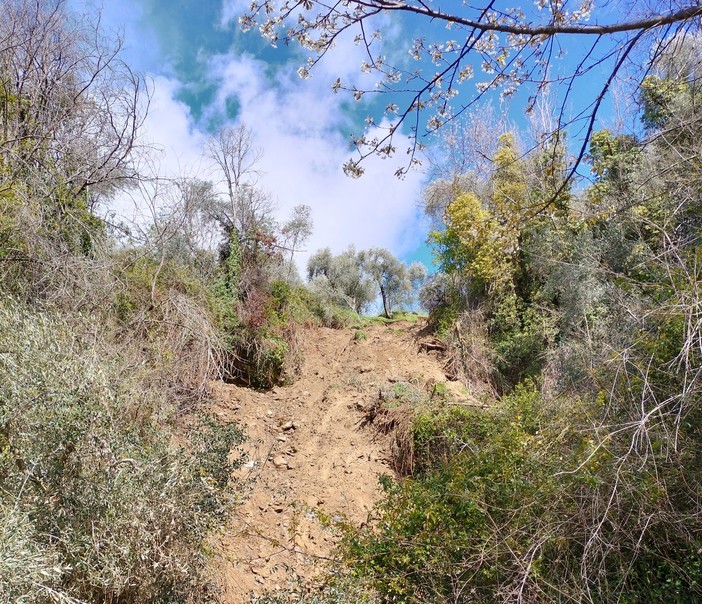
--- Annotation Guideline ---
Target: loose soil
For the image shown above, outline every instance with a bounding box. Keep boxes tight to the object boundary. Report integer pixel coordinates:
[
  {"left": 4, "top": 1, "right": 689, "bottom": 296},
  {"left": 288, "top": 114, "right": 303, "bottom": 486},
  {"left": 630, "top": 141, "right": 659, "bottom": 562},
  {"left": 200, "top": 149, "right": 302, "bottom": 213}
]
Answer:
[{"left": 209, "top": 319, "right": 470, "bottom": 602}]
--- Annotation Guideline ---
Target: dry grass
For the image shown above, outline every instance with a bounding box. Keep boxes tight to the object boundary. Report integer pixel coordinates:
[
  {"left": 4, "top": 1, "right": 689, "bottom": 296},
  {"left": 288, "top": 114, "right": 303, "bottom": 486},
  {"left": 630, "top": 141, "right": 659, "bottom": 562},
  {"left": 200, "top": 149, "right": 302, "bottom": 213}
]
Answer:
[{"left": 444, "top": 310, "right": 497, "bottom": 398}]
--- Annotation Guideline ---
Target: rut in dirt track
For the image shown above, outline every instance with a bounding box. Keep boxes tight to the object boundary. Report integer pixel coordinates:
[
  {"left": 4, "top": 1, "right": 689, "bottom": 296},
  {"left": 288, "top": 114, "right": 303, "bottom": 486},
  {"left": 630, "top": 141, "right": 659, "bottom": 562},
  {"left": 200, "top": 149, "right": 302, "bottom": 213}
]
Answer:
[{"left": 208, "top": 319, "right": 467, "bottom": 603}]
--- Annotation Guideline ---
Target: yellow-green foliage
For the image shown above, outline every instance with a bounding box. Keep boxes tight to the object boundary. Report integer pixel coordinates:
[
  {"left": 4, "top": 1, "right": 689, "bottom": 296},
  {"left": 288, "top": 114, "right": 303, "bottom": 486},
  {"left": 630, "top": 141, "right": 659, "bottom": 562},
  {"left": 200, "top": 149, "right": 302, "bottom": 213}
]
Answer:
[
  {"left": 444, "top": 192, "right": 502, "bottom": 285},
  {"left": 492, "top": 132, "right": 527, "bottom": 225},
  {"left": 640, "top": 75, "right": 689, "bottom": 129},
  {"left": 587, "top": 129, "right": 643, "bottom": 211},
  {"left": 431, "top": 133, "right": 528, "bottom": 298}
]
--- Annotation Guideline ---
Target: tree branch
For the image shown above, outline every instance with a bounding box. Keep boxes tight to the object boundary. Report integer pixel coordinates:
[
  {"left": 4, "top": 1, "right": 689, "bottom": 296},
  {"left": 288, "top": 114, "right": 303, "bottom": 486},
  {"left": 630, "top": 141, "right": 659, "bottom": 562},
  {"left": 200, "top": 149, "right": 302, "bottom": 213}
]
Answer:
[{"left": 360, "top": 1, "right": 702, "bottom": 37}]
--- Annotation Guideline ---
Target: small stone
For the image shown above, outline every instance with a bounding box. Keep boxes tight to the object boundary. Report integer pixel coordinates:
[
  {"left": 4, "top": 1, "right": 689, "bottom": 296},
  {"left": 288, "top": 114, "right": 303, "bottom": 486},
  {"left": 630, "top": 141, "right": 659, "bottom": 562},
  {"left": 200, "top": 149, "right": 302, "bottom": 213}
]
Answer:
[
  {"left": 273, "top": 456, "right": 288, "bottom": 468},
  {"left": 281, "top": 421, "right": 295, "bottom": 431},
  {"left": 286, "top": 460, "right": 296, "bottom": 470},
  {"left": 276, "top": 435, "right": 288, "bottom": 442},
  {"left": 272, "top": 505, "right": 284, "bottom": 513}
]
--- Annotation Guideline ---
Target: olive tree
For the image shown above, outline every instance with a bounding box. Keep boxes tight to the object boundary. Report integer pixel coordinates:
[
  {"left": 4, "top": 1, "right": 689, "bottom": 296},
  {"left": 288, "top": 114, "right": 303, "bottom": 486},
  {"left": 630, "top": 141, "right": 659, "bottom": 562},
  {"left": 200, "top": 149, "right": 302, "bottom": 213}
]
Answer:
[
  {"left": 359, "top": 247, "right": 426, "bottom": 318},
  {"left": 307, "top": 246, "right": 376, "bottom": 313}
]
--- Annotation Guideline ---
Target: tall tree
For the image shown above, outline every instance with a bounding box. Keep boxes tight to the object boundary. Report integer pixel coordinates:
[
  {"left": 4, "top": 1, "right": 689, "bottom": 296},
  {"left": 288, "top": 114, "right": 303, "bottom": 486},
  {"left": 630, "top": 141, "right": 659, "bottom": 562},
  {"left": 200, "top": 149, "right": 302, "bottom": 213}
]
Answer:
[
  {"left": 307, "top": 246, "right": 376, "bottom": 313},
  {"left": 0, "top": 0, "right": 145, "bottom": 188},
  {"left": 204, "top": 125, "right": 283, "bottom": 301},
  {"left": 0, "top": 0, "right": 147, "bottom": 308},
  {"left": 281, "top": 204, "right": 313, "bottom": 280},
  {"left": 359, "top": 248, "right": 425, "bottom": 318},
  {"left": 205, "top": 124, "right": 266, "bottom": 240}
]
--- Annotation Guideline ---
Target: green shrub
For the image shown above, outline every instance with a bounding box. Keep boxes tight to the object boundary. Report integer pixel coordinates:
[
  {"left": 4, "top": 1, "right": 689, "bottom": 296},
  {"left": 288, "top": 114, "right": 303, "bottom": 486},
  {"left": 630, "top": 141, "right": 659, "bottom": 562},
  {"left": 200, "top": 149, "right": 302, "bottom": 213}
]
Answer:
[
  {"left": 429, "top": 301, "right": 459, "bottom": 337},
  {"left": 343, "top": 385, "right": 570, "bottom": 602},
  {"left": 490, "top": 295, "right": 556, "bottom": 391},
  {"left": 411, "top": 405, "right": 489, "bottom": 472},
  {"left": 379, "top": 381, "right": 427, "bottom": 409},
  {"left": 108, "top": 249, "right": 232, "bottom": 392},
  {"left": 249, "top": 333, "right": 293, "bottom": 389},
  {"left": 0, "top": 508, "right": 69, "bottom": 603},
  {"left": 0, "top": 303, "right": 242, "bottom": 602},
  {"left": 342, "top": 380, "right": 702, "bottom": 603},
  {"left": 253, "top": 572, "right": 378, "bottom": 603}
]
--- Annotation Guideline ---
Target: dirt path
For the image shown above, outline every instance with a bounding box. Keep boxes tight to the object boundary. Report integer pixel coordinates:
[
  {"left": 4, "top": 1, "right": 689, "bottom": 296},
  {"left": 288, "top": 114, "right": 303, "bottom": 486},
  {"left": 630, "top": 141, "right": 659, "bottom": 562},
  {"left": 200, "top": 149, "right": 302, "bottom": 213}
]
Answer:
[{"left": 209, "top": 319, "right": 464, "bottom": 602}]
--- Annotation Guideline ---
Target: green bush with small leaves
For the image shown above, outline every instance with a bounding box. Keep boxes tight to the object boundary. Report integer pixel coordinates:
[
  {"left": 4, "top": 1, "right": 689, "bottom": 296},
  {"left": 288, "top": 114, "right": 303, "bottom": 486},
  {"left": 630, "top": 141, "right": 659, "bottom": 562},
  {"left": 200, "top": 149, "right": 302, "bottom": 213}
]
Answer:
[
  {"left": 342, "top": 382, "right": 702, "bottom": 603},
  {"left": 0, "top": 303, "right": 243, "bottom": 602}
]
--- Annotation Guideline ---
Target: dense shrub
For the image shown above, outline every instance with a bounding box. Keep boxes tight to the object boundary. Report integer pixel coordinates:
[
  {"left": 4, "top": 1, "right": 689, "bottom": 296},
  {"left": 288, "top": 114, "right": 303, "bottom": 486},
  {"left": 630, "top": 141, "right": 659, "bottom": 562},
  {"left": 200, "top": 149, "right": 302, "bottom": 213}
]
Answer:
[
  {"left": 0, "top": 303, "right": 243, "bottom": 602},
  {"left": 111, "top": 250, "right": 230, "bottom": 393},
  {"left": 343, "top": 382, "right": 702, "bottom": 603},
  {"left": 253, "top": 574, "right": 378, "bottom": 604}
]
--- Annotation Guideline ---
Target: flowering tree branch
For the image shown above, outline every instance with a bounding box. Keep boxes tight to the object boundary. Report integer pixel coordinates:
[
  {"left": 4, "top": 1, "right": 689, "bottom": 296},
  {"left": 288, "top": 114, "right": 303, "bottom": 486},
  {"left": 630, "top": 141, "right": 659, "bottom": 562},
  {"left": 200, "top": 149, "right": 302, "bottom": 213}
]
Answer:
[{"left": 241, "top": 1, "right": 702, "bottom": 193}]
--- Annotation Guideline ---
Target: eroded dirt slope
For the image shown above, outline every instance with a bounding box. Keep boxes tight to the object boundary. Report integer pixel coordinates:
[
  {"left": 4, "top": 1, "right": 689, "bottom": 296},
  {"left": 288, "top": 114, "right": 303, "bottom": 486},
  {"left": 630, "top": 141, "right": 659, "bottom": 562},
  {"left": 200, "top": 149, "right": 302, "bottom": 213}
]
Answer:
[{"left": 210, "top": 319, "right": 466, "bottom": 602}]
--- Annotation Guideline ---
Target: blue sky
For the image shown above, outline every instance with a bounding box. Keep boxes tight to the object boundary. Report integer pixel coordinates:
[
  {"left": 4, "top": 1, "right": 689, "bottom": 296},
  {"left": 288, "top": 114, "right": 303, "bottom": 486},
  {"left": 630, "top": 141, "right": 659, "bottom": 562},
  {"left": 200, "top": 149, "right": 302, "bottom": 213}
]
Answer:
[{"left": 81, "top": 0, "right": 642, "bottom": 272}]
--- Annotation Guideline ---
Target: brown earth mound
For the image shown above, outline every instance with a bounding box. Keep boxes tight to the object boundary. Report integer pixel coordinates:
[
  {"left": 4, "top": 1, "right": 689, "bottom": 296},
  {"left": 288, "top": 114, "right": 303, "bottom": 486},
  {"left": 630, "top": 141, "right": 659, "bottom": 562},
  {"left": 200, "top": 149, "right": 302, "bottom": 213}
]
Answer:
[{"left": 209, "top": 319, "right": 471, "bottom": 602}]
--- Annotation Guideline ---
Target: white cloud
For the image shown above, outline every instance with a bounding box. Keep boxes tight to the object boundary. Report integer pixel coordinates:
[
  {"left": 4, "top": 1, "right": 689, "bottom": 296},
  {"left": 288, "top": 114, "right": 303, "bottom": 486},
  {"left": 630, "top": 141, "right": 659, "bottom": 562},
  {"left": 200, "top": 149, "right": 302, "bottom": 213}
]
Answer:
[
  {"left": 109, "top": 76, "right": 210, "bottom": 227},
  {"left": 143, "top": 77, "right": 209, "bottom": 170},
  {"left": 205, "top": 50, "right": 427, "bottom": 269}
]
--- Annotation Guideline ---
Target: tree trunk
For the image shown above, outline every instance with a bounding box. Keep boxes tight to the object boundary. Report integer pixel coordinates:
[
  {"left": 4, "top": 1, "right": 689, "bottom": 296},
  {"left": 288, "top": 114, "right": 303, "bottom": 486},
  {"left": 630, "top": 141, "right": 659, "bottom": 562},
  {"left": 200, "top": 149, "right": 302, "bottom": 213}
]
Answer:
[{"left": 380, "top": 285, "right": 392, "bottom": 319}]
